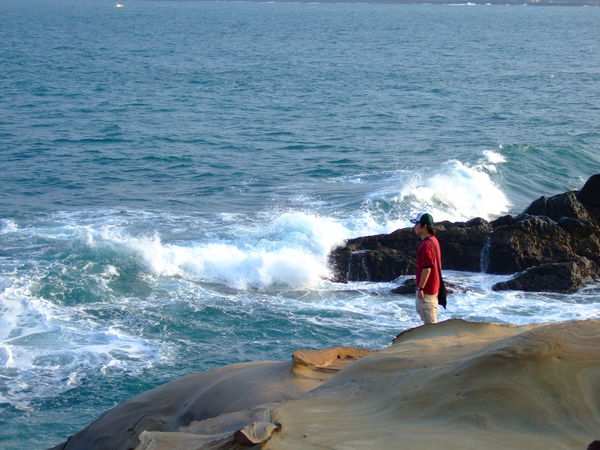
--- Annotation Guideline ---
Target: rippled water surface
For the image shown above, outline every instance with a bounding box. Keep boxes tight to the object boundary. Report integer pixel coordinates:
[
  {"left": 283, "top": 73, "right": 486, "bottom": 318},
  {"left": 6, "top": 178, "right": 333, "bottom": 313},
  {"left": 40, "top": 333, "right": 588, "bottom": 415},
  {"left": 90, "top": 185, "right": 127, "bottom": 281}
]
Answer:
[{"left": 1, "top": 1, "right": 599, "bottom": 448}]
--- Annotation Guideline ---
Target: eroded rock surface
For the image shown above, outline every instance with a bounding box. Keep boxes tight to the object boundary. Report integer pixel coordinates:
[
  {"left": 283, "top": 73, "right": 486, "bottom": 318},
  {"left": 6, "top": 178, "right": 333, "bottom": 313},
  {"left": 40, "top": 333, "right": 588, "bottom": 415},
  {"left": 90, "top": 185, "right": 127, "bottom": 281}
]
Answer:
[
  {"left": 267, "top": 319, "right": 600, "bottom": 450},
  {"left": 50, "top": 347, "right": 373, "bottom": 450},
  {"left": 50, "top": 320, "right": 600, "bottom": 450}
]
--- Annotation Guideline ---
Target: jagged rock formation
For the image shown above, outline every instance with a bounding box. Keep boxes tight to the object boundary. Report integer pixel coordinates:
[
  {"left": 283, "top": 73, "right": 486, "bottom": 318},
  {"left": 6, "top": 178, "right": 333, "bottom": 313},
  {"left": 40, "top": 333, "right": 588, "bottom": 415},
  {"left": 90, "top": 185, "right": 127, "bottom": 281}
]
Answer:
[
  {"left": 329, "top": 217, "right": 490, "bottom": 282},
  {"left": 328, "top": 174, "right": 600, "bottom": 293},
  {"left": 491, "top": 257, "right": 596, "bottom": 293}
]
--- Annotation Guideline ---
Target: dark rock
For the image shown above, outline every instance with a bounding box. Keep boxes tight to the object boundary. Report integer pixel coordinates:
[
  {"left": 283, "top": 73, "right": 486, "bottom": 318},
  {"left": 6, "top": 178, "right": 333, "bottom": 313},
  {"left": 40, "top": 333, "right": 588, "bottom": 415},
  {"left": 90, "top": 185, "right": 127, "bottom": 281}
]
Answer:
[
  {"left": 579, "top": 174, "right": 600, "bottom": 208},
  {"left": 578, "top": 174, "right": 600, "bottom": 224},
  {"left": 588, "top": 441, "right": 600, "bottom": 450},
  {"left": 391, "top": 277, "right": 468, "bottom": 295},
  {"left": 465, "top": 217, "right": 488, "bottom": 227},
  {"left": 328, "top": 174, "right": 600, "bottom": 292},
  {"left": 347, "top": 250, "right": 414, "bottom": 282},
  {"left": 490, "top": 215, "right": 516, "bottom": 228},
  {"left": 329, "top": 220, "right": 490, "bottom": 283},
  {"left": 391, "top": 278, "right": 416, "bottom": 295},
  {"left": 492, "top": 257, "right": 597, "bottom": 293},
  {"left": 443, "top": 280, "right": 471, "bottom": 295},
  {"left": 487, "top": 215, "right": 576, "bottom": 274},
  {"left": 557, "top": 217, "right": 597, "bottom": 238},
  {"left": 328, "top": 229, "right": 418, "bottom": 283},
  {"left": 523, "top": 191, "right": 592, "bottom": 222},
  {"left": 555, "top": 218, "right": 600, "bottom": 267},
  {"left": 436, "top": 219, "right": 491, "bottom": 272}
]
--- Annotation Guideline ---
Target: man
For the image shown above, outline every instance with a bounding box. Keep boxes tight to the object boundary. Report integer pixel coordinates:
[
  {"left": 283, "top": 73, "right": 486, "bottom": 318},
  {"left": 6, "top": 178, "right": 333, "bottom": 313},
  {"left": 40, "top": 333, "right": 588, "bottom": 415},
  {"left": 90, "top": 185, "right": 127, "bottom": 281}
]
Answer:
[{"left": 410, "top": 212, "right": 442, "bottom": 325}]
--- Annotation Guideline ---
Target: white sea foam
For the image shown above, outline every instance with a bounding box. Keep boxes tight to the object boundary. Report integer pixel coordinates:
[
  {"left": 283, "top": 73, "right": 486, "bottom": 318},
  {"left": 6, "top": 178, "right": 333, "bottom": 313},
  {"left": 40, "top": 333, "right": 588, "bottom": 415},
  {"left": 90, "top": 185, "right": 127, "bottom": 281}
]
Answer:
[
  {"left": 82, "top": 212, "right": 351, "bottom": 290},
  {"left": 74, "top": 151, "right": 510, "bottom": 291},
  {"left": 0, "top": 219, "right": 18, "bottom": 234},
  {"left": 402, "top": 159, "right": 509, "bottom": 220},
  {"left": 368, "top": 151, "right": 510, "bottom": 222},
  {"left": 0, "top": 280, "right": 159, "bottom": 406},
  {"left": 478, "top": 149, "right": 507, "bottom": 173},
  {"left": 481, "top": 150, "right": 507, "bottom": 165}
]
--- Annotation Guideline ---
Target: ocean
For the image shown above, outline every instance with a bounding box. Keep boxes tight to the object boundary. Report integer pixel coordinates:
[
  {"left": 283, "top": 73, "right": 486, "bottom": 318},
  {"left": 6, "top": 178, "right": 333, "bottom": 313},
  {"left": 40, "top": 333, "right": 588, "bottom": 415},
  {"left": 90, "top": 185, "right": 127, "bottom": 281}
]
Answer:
[{"left": 1, "top": 0, "right": 599, "bottom": 448}]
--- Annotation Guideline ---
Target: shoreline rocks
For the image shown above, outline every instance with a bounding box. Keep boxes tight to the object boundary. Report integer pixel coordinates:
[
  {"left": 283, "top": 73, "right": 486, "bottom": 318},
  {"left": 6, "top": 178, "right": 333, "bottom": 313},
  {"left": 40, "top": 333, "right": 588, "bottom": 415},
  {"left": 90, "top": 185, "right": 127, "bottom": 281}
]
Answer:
[
  {"left": 267, "top": 319, "right": 600, "bottom": 449},
  {"left": 328, "top": 174, "right": 600, "bottom": 293},
  {"left": 50, "top": 347, "right": 373, "bottom": 450},
  {"left": 491, "top": 256, "right": 597, "bottom": 293},
  {"left": 50, "top": 320, "right": 600, "bottom": 450}
]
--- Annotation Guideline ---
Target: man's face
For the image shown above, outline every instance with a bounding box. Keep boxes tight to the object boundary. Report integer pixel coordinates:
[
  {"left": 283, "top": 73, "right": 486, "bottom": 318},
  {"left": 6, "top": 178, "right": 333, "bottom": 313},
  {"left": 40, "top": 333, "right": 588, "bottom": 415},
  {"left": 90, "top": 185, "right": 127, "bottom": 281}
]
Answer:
[
  {"left": 413, "top": 222, "right": 427, "bottom": 237},
  {"left": 413, "top": 222, "right": 421, "bottom": 236}
]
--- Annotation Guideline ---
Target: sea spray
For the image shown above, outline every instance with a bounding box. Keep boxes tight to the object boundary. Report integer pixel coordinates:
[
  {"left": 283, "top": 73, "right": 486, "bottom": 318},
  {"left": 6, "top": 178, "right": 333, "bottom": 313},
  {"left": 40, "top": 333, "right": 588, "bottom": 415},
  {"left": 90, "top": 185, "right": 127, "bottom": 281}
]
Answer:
[
  {"left": 397, "top": 161, "right": 509, "bottom": 221},
  {"left": 0, "top": 280, "right": 160, "bottom": 407},
  {"left": 479, "top": 150, "right": 507, "bottom": 170},
  {"left": 80, "top": 212, "right": 350, "bottom": 290},
  {"left": 366, "top": 151, "right": 511, "bottom": 223},
  {"left": 31, "top": 152, "right": 512, "bottom": 293}
]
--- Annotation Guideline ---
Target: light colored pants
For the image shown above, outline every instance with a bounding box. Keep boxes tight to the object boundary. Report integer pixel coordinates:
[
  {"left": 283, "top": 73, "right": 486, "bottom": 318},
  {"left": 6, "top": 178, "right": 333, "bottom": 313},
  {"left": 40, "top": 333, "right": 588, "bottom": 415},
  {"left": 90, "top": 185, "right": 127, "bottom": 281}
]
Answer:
[{"left": 416, "top": 293, "right": 438, "bottom": 325}]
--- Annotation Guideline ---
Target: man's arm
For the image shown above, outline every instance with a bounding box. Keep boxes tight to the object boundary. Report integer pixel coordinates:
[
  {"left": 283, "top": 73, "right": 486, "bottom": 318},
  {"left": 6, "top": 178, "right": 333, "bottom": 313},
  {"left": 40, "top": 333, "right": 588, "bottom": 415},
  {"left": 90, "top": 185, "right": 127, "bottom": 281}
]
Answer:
[{"left": 417, "top": 267, "right": 432, "bottom": 299}]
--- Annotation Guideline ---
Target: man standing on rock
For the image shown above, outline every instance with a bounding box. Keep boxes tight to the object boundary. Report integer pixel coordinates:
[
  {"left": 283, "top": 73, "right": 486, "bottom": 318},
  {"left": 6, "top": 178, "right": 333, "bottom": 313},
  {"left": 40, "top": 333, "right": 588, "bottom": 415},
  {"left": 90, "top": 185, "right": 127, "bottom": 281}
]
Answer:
[{"left": 411, "top": 213, "right": 442, "bottom": 325}]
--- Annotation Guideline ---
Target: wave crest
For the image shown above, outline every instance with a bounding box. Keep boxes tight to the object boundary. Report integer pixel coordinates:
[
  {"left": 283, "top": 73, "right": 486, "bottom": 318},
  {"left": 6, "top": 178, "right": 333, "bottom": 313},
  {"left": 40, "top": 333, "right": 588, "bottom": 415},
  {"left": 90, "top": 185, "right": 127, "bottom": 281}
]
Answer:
[
  {"left": 368, "top": 151, "right": 510, "bottom": 222},
  {"left": 82, "top": 212, "right": 350, "bottom": 290}
]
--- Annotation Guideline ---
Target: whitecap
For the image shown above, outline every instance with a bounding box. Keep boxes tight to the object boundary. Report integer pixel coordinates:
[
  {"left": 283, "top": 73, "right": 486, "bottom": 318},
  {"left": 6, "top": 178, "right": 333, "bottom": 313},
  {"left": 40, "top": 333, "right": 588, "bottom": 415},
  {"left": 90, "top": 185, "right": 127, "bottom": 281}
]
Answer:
[
  {"left": 481, "top": 149, "right": 507, "bottom": 165},
  {"left": 79, "top": 212, "right": 351, "bottom": 291},
  {"left": 0, "top": 219, "right": 18, "bottom": 234},
  {"left": 367, "top": 155, "right": 510, "bottom": 222},
  {"left": 0, "top": 279, "right": 161, "bottom": 407}
]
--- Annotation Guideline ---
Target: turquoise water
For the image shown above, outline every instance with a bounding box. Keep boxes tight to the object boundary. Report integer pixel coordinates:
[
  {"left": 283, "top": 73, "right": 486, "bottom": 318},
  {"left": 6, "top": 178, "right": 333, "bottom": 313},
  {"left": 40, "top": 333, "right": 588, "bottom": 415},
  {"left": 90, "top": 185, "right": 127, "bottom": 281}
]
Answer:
[{"left": 1, "top": 1, "right": 600, "bottom": 448}]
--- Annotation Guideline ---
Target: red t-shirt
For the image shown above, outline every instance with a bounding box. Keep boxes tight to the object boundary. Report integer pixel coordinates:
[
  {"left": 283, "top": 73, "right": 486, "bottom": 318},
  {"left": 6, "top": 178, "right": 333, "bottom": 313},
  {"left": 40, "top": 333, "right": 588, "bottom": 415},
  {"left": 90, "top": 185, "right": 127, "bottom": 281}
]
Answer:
[{"left": 416, "top": 236, "right": 441, "bottom": 295}]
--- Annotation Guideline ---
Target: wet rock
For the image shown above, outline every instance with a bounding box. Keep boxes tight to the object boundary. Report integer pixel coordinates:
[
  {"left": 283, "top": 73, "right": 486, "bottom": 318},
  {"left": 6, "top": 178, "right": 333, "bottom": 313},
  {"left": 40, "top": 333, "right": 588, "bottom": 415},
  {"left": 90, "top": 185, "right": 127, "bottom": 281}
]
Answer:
[
  {"left": 523, "top": 191, "right": 592, "bottom": 222},
  {"left": 588, "top": 441, "right": 600, "bottom": 450},
  {"left": 330, "top": 219, "right": 489, "bottom": 283},
  {"left": 443, "top": 280, "right": 471, "bottom": 295},
  {"left": 328, "top": 174, "right": 600, "bottom": 292},
  {"left": 578, "top": 174, "right": 600, "bottom": 208},
  {"left": 391, "top": 278, "right": 416, "bottom": 295},
  {"left": 391, "top": 278, "right": 469, "bottom": 295},
  {"left": 486, "top": 215, "right": 576, "bottom": 274},
  {"left": 328, "top": 228, "right": 418, "bottom": 283},
  {"left": 435, "top": 218, "right": 491, "bottom": 272},
  {"left": 347, "top": 250, "right": 414, "bottom": 282},
  {"left": 578, "top": 174, "right": 600, "bottom": 223},
  {"left": 557, "top": 217, "right": 597, "bottom": 238},
  {"left": 490, "top": 214, "right": 516, "bottom": 228},
  {"left": 492, "top": 257, "right": 597, "bottom": 293}
]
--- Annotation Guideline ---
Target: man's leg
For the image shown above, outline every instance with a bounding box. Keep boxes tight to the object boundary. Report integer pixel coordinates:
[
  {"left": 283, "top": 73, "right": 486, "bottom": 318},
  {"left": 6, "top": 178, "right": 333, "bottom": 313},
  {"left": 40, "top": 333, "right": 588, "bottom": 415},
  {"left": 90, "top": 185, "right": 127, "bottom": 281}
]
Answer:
[{"left": 416, "top": 293, "right": 438, "bottom": 325}]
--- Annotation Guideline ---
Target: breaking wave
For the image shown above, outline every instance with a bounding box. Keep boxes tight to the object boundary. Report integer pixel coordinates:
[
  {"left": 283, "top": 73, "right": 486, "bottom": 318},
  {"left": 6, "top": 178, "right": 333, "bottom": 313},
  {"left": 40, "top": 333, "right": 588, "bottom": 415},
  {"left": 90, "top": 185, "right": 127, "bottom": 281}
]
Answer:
[{"left": 366, "top": 150, "right": 510, "bottom": 222}]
